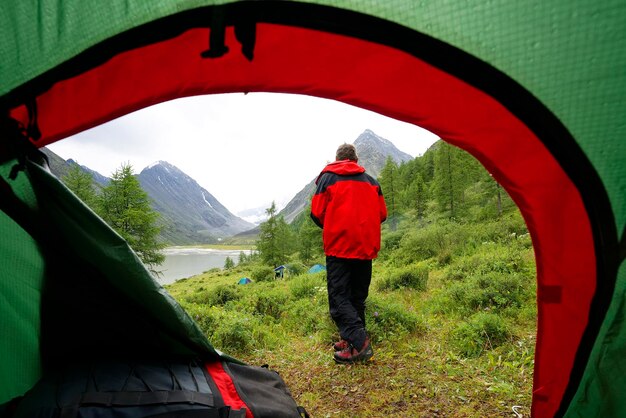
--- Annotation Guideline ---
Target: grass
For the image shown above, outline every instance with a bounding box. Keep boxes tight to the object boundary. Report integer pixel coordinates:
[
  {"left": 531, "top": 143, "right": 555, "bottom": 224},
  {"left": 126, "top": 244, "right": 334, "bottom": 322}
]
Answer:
[{"left": 165, "top": 235, "right": 536, "bottom": 417}]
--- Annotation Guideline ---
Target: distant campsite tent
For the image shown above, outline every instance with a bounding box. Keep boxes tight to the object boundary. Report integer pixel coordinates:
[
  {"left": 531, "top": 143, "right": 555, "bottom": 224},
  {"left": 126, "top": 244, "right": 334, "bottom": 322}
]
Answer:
[
  {"left": 274, "top": 265, "right": 286, "bottom": 278},
  {"left": 1, "top": 2, "right": 625, "bottom": 417},
  {"left": 308, "top": 264, "right": 327, "bottom": 274},
  {"left": 238, "top": 277, "right": 252, "bottom": 285}
]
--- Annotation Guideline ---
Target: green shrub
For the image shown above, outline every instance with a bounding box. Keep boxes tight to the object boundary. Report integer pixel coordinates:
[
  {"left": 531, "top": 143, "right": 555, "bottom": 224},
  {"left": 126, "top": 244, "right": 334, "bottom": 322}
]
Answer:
[
  {"left": 182, "top": 303, "right": 219, "bottom": 336},
  {"left": 390, "top": 221, "right": 468, "bottom": 266},
  {"left": 434, "top": 272, "right": 530, "bottom": 316},
  {"left": 185, "top": 284, "right": 241, "bottom": 306},
  {"left": 210, "top": 315, "right": 268, "bottom": 354},
  {"left": 458, "top": 212, "right": 528, "bottom": 244},
  {"left": 289, "top": 274, "right": 326, "bottom": 299},
  {"left": 436, "top": 249, "right": 453, "bottom": 266},
  {"left": 448, "top": 312, "right": 511, "bottom": 358},
  {"left": 284, "top": 298, "right": 335, "bottom": 338},
  {"left": 250, "top": 266, "right": 275, "bottom": 282},
  {"left": 442, "top": 245, "right": 531, "bottom": 282},
  {"left": 379, "top": 229, "right": 405, "bottom": 262},
  {"left": 250, "top": 289, "right": 289, "bottom": 320},
  {"left": 285, "top": 262, "right": 306, "bottom": 277},
  {"left": 366, "top": 295, "right": 426, "bottom": 342},
  {"left": 377, "top": 264, "right": 429, "bottom": 292}
]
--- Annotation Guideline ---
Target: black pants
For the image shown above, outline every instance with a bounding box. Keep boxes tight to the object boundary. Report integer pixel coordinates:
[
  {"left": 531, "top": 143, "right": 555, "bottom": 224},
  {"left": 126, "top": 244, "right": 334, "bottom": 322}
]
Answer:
[{"left": 326, "top": 256, "right": 372, "bottom": 351}]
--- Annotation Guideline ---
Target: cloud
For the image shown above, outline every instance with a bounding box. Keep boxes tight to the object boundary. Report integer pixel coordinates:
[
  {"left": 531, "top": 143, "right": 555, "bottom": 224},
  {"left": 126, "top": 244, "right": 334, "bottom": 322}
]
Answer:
[{"left": 48, "top": 93, "right": 438, "bottom": 214}]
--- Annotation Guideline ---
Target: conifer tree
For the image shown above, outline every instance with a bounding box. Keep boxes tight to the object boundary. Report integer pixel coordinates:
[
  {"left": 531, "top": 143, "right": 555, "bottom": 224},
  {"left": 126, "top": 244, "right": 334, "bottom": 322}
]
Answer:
[
  {"left": 277, "top": 215, "right": 295, "bottom": 262},
  {"left": 432, "top": 142, "right": 465, "bottom": 218},
  {"left": 432, "top": 142, "right": 485, "bottom": 218},
  {"left": 481, "top": 171, "right": 513, "bottom": 218},
  {"left": 100, "top": 163, "right": 165, "bottom": 270},
  {"left": 224, "top": 256, "right": 235, "bottom": 270},
  {"left": 379, "top": 156, "right": 399, "bottom": 230},
  {"left": 257, "top": 201, "right": 287, "bottom": 267},
  {"left": 62, "top": 164, "right": 99, "bottom": 210},
  {"left": 298, "top": 203, "right": 323, "bottom": 262},
  {"left": 405, "top": 173, "right": 428, "bottom": 219}
]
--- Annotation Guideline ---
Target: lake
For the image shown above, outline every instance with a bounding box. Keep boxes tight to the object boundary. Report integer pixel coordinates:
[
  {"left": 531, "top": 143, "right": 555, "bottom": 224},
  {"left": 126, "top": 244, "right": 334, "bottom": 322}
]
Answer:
[{"left": 156, "top": 247, "right": 252, "bottom": 285}]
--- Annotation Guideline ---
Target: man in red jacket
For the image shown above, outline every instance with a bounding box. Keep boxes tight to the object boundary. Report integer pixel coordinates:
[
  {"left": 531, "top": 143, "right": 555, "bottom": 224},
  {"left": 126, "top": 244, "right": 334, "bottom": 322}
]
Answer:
[{"left": 310, "top": 143, "right": 387, "bottom": 364}]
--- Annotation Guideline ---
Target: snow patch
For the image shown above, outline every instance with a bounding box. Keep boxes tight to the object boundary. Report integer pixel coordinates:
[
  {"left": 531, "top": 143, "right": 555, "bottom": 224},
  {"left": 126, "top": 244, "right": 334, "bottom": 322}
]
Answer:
[
  {"left": 201, "top": 192, "right": 213, "bottom": 208},
  {"left": 147, "top": 161, "right": 169, "bottom": 172},
  {"left": 241, "top": 214, "right": 268, "bottom": 225}
]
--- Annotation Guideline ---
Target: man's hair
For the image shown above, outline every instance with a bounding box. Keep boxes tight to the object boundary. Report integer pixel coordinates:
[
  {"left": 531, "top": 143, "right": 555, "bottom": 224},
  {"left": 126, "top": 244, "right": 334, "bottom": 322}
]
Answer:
[{"left": 336, "top": 143, "right": 358, "bottom": 161}]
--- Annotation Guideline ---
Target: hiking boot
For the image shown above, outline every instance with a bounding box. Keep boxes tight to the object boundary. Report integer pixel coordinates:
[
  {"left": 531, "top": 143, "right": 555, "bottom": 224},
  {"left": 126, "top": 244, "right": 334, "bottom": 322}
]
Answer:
[
  {"left": 333, "top": 338, "right": 373, "bottom": 364},
  {"left": 333, "top": 339, "right": 349, "bottom": 351}
]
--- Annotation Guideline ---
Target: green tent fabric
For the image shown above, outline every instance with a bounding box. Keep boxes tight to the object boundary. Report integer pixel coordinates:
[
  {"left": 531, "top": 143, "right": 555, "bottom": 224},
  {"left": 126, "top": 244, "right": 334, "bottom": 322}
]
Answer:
[{"left": 1, "top": 2, "right": 624, "bottom": 417}]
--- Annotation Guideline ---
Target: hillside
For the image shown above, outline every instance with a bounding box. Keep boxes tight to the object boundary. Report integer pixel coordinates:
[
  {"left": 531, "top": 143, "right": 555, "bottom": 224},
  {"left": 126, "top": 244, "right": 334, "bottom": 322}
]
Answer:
[
  {"left": 40, "top": 148, "right": 109, "bottom": 188},
  {"left": 165, "top": 210, "right": 536, "bottom": 417},
  {"left": 137, "top": 161, "right": 255, "bottom": 244},
  {"left": 42, "top": 127, "right": 418, "bottom": 244},
  {"left": 42, "top": 148, "right": 254, "bottom": 245},
  {"left": 279, "top": 129, "right": 415, "bottom": 223}
]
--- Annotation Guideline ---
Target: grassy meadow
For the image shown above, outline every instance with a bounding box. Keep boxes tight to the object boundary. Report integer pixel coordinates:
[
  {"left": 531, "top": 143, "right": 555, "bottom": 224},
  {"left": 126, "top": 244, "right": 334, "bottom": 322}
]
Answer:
[{"left": 165, "top": 210, "right": 537, "bottom": 417}]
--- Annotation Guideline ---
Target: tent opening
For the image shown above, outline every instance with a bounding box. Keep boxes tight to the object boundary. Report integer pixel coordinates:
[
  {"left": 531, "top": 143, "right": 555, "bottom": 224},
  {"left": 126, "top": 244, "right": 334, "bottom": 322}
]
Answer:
[
  {"left": 42, "top": 92, "right": 539, "bottom": 417},
  {"left": 3, "top": 3, "right": 616, "bottom": 416}
]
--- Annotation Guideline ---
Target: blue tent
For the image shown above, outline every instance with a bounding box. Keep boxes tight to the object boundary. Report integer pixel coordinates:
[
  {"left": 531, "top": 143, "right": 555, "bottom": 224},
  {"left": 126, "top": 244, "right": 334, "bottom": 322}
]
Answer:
[
  {"left": 237, "top": 277, "right": 252, "bottom": 285},
  {"left": 308, "top": 264, "right": 326, "bottom": 274},
  {"left": 274, "top": 265, "right": 286, "bottom": 278}
]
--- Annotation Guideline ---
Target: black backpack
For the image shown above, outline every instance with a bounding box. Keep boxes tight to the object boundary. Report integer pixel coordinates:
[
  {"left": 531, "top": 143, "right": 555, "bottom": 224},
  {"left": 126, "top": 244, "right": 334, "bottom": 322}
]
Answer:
[{"left": 8, "top": 359, "right": 309, "bottom": 418}]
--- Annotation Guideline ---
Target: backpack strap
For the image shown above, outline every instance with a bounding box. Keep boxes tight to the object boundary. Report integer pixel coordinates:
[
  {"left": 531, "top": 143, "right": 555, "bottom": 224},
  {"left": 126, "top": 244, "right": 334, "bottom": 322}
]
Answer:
[
  {"left": 204, "top": 362, "right": 251, "bottom": 417},
  {"left": 64, "top": 390, "right": 215, "bottom": 408},
  {"left": 59, "top": 391, "right": 246, "bottom": 418}
]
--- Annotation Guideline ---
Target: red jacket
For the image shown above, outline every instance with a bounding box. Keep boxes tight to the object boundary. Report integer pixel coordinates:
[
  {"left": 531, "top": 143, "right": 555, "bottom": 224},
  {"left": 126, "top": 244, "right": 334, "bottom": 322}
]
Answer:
[{"left": 310, "top": 160, "right": 387, "bottom": 259}]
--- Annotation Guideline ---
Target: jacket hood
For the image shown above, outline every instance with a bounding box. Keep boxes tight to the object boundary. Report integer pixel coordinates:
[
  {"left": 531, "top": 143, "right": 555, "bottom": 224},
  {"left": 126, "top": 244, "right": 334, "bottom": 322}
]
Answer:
[{"left": 316, "top": 160, "right": 365, "bottom": 183}]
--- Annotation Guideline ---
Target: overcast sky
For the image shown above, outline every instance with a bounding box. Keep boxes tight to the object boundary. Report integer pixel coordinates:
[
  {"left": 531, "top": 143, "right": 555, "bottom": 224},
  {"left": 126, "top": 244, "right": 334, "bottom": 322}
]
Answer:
[{"left": 48, "top": 93, "right": 439, "bottom": 215}]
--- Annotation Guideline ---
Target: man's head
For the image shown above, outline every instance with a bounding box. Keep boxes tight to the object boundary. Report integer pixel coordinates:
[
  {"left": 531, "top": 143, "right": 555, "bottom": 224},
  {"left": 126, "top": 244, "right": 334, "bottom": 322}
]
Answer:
[{"left": 336, "top": 143, "right": 358, "bottom": 162}]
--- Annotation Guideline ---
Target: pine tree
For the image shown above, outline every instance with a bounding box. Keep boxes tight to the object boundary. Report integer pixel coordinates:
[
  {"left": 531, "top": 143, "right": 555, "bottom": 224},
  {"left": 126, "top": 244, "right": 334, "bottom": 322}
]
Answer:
[
  {"left": 420, "top": 145, "right": 437, "bottom": 183},
  {"left": 432, "top": 142, "right": 485, "bottom": 218},
  {"left": 432, "top": 142, "right": 464, "bottom": 218},
  {"left": 100, "top": 163, "right": 165, "bottom": 270},
  {"left": 276, "top": 216, "right": 295, "bottom": 262},
  {"left": 298, "top": 203, "right": 323, "bottom": 262},
  {"left": 405, "top": 173, "right": 428, "bottom": 219},
  {"left": 481, "top": 172, "right": 513, "bottom": 218},
  {"left": 224, "top": 256, "right": 235, "bottom": 270},
  {"left": 257, "top": 201, "right": 285, "bottom": 267},
  {"left": 379, "top": 156, "right": 399, "bottom": 230},
  {"left": 62, "top": 164, "right": 99, "bottom": 210}
]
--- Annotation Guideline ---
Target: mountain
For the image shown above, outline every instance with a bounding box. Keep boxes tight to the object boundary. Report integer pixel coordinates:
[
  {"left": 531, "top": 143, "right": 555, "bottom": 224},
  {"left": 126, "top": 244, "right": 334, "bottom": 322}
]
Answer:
[
  {"left": 41, "top": 128, "right": 411, "bottom": 243},
  {"left": 41, "top": 148, "right": 110, "bottom": 188},
  {"left": 278, "top": 129, "right": 414, "bottom": 223},
  {"left": 40, "top": 147, "right": 73, "bottom": 177},
  {"left": 237, "top": 203, "right": 274, "bottom": 225},
  {"left": 137, "top": 161, "right": 254, "bottom": 244},
  {"left": 42, "top": 148, "right": 254, "bottom": 245},
  {"left": 68, "top": 159, "right": 110, "bottom": 187},
  {"left": 354, "top": 129, "right": 413, "bottom": 178}
]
